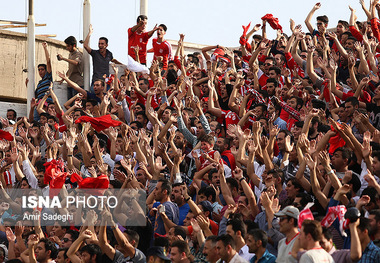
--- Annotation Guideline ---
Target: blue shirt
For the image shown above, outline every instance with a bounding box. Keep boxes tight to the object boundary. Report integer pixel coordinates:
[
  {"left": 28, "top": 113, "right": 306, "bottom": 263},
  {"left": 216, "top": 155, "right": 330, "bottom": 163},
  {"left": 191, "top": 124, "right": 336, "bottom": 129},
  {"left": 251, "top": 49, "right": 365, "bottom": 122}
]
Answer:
[
  {"left": 149, "top": 201, "right": 179, "bottom": 236},
  {"left": 274, "top": 117, "right": 287, "bottom": 131},
  {"left": 178, "top": 202, "right": 190, "bottom": 226},
  {"left": 359, "top": 241, "right": 380, "bottom": 263},
  {"left": 250, "top": 249, "right": 276, "bottom": 263}
]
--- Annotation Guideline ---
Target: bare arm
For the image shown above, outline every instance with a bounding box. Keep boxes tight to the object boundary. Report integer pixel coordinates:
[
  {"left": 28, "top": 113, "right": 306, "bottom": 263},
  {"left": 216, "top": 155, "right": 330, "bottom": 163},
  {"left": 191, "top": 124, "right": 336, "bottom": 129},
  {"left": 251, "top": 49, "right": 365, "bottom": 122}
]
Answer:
[
  {"left": 304, "top": 3, "right": 321, "bottom": 34},
  {"left": 83, "top": 25, "right": 93, "bottom": 54}
]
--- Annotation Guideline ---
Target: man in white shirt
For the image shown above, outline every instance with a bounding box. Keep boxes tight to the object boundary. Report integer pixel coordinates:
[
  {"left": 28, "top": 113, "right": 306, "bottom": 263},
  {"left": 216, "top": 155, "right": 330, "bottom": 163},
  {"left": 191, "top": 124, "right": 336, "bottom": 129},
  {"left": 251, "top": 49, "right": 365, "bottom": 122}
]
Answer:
[
  {"left": 298, "top": 220, "right": 334, "bottom": 263},
  {"left": 215, "top": 234, "right": 248, "bottom": 263}
]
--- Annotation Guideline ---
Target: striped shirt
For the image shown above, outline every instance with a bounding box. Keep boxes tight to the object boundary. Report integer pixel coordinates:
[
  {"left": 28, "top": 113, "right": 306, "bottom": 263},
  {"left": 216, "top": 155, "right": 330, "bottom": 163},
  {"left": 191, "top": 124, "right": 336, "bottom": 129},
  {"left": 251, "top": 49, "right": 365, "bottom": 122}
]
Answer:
[{"left": 35, "top": 71, "right": 52, "bottom": 100}]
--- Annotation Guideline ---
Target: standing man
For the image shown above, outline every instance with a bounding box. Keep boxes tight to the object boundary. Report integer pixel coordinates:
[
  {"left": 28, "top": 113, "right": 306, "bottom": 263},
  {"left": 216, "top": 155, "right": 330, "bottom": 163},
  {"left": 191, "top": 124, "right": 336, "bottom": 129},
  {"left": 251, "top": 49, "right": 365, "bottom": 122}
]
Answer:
[
  {"left": 203, "top": 236, "right": 220, "bottom": 263},
  {"left": 215, "top": 234, "right": 249, "bottom": 263},
  {"left": 128, "top": 15, "right": 158, "bottom": 65},
  {"left": 83, "top": 25, "right": 120, "bottom": 88},
  {"left": 152, "top": 24, "right": 172, "bottom": 71},
  {"left": 35, "top": 42, "right": 52, "bottom": 104},
  {"left": 149, "top": 179, "right": 179, "bottom": 236},
  {"left": 170, "top": 240, "right": 192, "bottom": 263},
  {"left": 246, "top": 229, "right": 276, "bottom": 263},
  {"left": 298, "top": 220, "right": 333, "bottom": 263},
  {"left": 58, "top": 36, "right": 84, "bottom": 98}
]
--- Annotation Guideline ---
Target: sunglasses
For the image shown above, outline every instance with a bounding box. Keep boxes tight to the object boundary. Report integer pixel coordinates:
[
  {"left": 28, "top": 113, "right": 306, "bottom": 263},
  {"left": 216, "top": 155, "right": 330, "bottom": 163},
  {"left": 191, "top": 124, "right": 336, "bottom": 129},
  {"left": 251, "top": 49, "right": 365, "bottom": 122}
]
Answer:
[{"left": 62, "top": 238, "right": 72, "bottom": 243}]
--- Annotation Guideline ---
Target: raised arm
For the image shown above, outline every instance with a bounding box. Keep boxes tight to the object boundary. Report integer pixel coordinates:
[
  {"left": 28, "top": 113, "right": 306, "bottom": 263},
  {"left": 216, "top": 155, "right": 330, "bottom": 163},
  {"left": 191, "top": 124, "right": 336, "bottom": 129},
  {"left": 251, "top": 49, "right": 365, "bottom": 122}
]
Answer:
[
  {"left": 83, "top": 24, "right": 93, "bottom": 54},
  {"left": 42, "top": 42, "right": 52, "bottom": 74},
  {"left": 58, "top": 71, "right": 87, "bottom": 97},
  {"left": 304, "top": 3, "right": 321, "bottom": 34}
]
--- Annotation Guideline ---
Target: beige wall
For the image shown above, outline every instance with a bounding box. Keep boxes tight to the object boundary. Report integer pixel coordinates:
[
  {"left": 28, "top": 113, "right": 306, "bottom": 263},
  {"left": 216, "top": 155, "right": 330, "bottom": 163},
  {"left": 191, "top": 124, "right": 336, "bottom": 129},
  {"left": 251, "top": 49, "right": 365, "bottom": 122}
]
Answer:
[{"left": 0, "top": 29, "right": 70, "bottom": 102}]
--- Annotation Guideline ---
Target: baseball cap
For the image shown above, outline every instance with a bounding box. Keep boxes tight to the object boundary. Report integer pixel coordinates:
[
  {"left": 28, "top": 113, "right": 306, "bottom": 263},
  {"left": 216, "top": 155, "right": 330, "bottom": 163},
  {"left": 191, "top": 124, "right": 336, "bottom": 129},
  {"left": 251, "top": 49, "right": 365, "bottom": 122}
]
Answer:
[
  {"left": 146, "top": 246, "right": 171, "bottom": 262},
  {"left": 274, "top": 205, "right": 300, "bottom": 219}
]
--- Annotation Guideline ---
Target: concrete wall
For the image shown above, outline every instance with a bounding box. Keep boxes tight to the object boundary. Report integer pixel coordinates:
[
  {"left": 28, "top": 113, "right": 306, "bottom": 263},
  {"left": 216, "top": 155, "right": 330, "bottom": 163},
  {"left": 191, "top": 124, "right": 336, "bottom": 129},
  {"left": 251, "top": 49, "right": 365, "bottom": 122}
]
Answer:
[{"left": 0, "top": 30, "right": 71, "bottom": 116}]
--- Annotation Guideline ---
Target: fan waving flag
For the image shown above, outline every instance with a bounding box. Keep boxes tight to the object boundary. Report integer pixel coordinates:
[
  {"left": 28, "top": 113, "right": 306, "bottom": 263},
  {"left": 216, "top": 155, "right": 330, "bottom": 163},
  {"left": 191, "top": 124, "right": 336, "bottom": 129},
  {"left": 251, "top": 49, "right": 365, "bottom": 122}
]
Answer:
[
  {"left": 261, "top": 14, "right": 283, "bottom": 33},
  {"left": 75, "top": 114, "right": 122, "bottom": 132}
]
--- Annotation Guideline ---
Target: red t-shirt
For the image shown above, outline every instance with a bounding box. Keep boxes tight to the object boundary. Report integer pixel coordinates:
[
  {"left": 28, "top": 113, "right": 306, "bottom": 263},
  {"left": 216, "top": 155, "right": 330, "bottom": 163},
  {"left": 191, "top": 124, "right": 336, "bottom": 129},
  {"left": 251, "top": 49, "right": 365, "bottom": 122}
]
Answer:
[
  {"left": 152, "top": 38, "right": 172, "bottom": 70},
  {"left": 216, "top": 110, "right": 240, "bottom": 130},
  {"left": 342, "top": 91, "right": 371, "bottom": 104},
  {"left": 128, "top": 28, "right": 150, "bottom": 64}
]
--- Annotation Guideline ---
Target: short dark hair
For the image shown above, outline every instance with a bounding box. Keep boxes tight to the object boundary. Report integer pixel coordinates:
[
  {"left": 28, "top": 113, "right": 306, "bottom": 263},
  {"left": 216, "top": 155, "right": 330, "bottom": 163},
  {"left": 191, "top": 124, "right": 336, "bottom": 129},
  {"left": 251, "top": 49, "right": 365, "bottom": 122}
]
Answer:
[
  {"left": 334, "top": 147, "right": 351, "bottom": 161},
  {"left": 66, "top": 229, "right": 79, "bottom": 241},
  {"left": 358, "top": 217, "right": 372, "bottom": 234},
  {"left": 345, "top": 96, "right": 359, "bottom": 107},
  {"left": 369, "top": 209, "right": 380, "bottom": 223},
  {"left": 254, "top": 103, "right": 267, "bottom": 114},
  {"left": 302, "top": 220, "right": 323, "bottom": 242},
  {"left": 264, "top": 57, "right": 276, "bottom": 65},
  {"left": 198, "top": 186, "right": 216, "bottom": 202},
  {"left": 216, "top": 234, "right": 236, "bottom": 250},
  {"left": 80, "top": 244, "right": 102, "bottom": 263},
  {"left": 247, "top": 229, "right": 268, "bottom": 248},
  {"left": 158, "top": 178, "right": 172, "bottom": 196},
  {"left": 99, "top": 37, "right": 108, "bottom": 44},
  {"left": 137, "top": 15, "right": 147, "bottom": 23},
  {"left": 208, "top": 168, "right": 219, "bottom": 181},
  {"left": 159, "top": 24, "right": 167, "bottom": 32},
  {"left": 7, "top": 109, "right": 17, "bottom": 119},
  {"left": 38, "top": 64, "right": 47, "bottom": 70},
  {"left": 226, "top": 178, "right": 239, "bottom": 192},
  {"left": 205, "top": 235, "right": 218, "bottom": 245},
  {"left": 266, "top": 78, "right": 279, "bottom": 87},
  {"left": 86, "top": 99, "right": 98, "bottom": 107},
  {"left": 94, "top": 79, "right": 105, "bottom": 87},
  {"left": 338, "top": 20, "right": 349, "bottom": 29},
  {"left": 226, "top": 218, "right": 246, "bottom": 237},
  {"left": 64, "top": 36, "right": 77, "bottom": 47},
  {"left": 269, "top": 66, "right": 281, "bottom": 75},
  {"left": 39, "top": 238, "right": 58, "bottom": 259},
  {"left": 138, "top": 78, "right": 150, "bottom": 86},
  {"left": 124, "top": 229, "right": 140, "bottom": 247},
  {"left": 171, "top": 240, "right": 191, "bottom": 258},
  {"left": 173, "top": 226, "right": 187, "bottom": 241},
  {"left": 35, "top": 160, "right": 46, "bottom": 174},
  {"left": 322, "top": 227, "right": 333, "bottom": 241},
  {"left": 317, "top": 15, "right": 329, "bottom": 24},
  {"left": 311, "top": 99, "right": 326, "bottom": 111}
]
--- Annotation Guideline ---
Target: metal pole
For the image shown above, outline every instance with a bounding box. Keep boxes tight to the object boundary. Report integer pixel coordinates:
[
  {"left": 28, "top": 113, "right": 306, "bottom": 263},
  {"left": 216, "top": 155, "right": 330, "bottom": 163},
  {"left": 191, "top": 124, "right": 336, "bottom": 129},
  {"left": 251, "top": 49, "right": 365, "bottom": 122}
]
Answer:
[
  {"left": 83, "top": 0, "right": 91, "bottom": 91},
  {"left": 27, "top": 0, "right": 35, "bottom": 115},
  {"left": 140, "top": 0, "right": 148, "bottom": 16}
]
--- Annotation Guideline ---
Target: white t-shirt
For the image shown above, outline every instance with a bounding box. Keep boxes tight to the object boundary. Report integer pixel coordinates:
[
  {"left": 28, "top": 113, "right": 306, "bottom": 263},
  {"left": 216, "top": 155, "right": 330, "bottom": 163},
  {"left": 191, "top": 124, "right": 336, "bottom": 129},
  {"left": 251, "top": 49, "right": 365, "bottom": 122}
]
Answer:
[
  {"left": 299, "top": 247, "right": 334, "bottom": 263},
  {"left": 276, "top": 233, "right": 299, "bottom": 263}
]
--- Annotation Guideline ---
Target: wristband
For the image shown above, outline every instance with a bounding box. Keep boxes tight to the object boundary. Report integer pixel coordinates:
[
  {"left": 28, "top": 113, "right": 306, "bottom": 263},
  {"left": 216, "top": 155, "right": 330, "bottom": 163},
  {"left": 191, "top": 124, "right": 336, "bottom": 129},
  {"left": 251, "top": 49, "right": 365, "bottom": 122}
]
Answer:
[
  {"left": 326, "top": 170, "right": 334, "bottom": 175},
  {"left": 67, "top": 155, "right": 73, "bottom": 157},
  {"left": 185, "top": 197, "right": 191, "bottom": 202},
  {"left": 239, "top": 177, "right": 245, "bottom": 183}
]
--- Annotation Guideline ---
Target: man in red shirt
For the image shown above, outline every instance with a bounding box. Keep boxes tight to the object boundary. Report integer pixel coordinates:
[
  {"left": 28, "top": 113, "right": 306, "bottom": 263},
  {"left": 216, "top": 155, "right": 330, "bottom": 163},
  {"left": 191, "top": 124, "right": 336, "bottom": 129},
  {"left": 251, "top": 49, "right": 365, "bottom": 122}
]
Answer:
[
  {"left": 152, "top": 24, "right": 172, "bottom": 71},
  {"left": 128, "top": 15, "right": 158, "bottom": 65}
]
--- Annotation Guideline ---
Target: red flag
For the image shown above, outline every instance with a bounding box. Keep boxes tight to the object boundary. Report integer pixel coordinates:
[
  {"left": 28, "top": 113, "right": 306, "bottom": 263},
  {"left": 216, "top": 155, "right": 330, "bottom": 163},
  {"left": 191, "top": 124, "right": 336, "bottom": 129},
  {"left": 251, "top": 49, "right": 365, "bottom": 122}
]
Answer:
[
  {"left": 44, "top": 159, "right": 68, "bottom": 189},
  {"left": 321, "top": 205, "right": 347, "bottom": 237},
  {"left": 261, "top": 14, "right": 283, "bottom": 32},
  {"left": 0, "top": 130, "right": 13, "bottom": 141},
  {"left": 75, "top": 115, "right": 122, "bottom": 132},
  {"left": 298, "top": 208, "right": 314, "bottom": 229},
  {"left": 70, "top": 173, "right": 109, "bottom": 190},
  {"left": 328, "top": 124, "right": 346, "bottom": 154}
]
